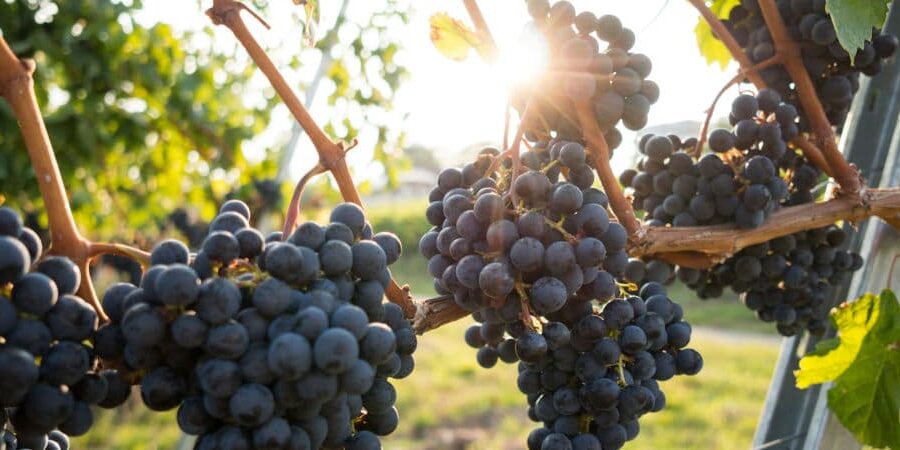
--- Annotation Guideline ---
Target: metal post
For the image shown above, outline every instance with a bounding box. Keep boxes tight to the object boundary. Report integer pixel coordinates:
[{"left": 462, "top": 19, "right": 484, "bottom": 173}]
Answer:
[{"left": 751, "top": 5, "right": 900, "bottom": 449}]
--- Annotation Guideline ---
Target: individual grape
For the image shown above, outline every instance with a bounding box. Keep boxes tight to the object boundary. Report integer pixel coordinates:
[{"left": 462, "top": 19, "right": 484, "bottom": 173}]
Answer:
[
  {"left": 36, "top": 256, "right": 80, "bottom": 295},
  {"left": 150, "top": 239, "right": 190, "bottom": 265}
]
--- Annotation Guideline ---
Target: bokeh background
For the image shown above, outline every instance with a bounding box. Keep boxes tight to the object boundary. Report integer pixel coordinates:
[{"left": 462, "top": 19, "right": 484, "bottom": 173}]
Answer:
[{"left": 0, "top": 1, "right": 783, "bottom": 448}]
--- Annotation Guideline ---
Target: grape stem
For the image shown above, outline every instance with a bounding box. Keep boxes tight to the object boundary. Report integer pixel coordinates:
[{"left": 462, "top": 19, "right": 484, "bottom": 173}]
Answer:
[
  {"left": 282, "top": 162, "right": 327, "bottom": 238},
  {"left": 754, "top": 1, "right": 861, "bottom": 194},
  {"left": 513, "top": 278, "right": 536, "bottom": 331},
  {"left": 792, "top": 134, "right": 833, "bottom": 178},
  {"left": 413, "top": 295, "right": 469, "bottom": 334},
  {"left": 573, "top": 99, "right": 642, "bottom": 238},
  {"left": 692, "top": 55, "right": 782, "bottom": 157},
  {"left": 206, "top": 0, "right": 417, "bottom": 318},
  {"left": 542, "top": 217, "right": 578, "bottom": 244},
  {"left": 461, "top": 0, "right": 499, "bottom": 62},
  {"left": 88, "top": 243, "right": 152, "bottom": 268},
  {"left": 615, "top": 355, "right": 628, "bottom": 387},
  {"left": 0, "top": 36, "right": 115, "bottom": 321}
]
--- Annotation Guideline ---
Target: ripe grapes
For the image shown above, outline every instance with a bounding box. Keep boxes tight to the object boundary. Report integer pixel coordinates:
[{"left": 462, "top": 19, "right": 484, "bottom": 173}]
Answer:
[
  {"left": 0, "top": 207, "right": 128, "bottom": 450},
  {"left": 678, "top": 225, "right": 863, "bottom": 336},
  {"left": 421, "top": 141, "right": 702, "bottom": 448},
  {"left": 722, "top": 0, "right": 898, "bottom": 130},
  {"left": 625, "top": 90, "right": 805, "bottom": 230},
  {"left": 512, "top": 0, "right": 658, "bottom": 151},
  {"left": 95, "top": 201, "right": 414, "bottom": 449}
]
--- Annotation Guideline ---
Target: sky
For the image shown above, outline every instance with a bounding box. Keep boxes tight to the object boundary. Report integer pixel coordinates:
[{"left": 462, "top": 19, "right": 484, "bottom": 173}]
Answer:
[{"left": 141, "top": 0, "right": 744, "bottom": 183}]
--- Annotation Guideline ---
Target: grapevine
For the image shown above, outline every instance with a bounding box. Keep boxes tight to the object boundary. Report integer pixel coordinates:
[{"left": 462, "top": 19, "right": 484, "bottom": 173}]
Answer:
[{"left": 0, "top": 0, "right": 899, "bottom": 449}]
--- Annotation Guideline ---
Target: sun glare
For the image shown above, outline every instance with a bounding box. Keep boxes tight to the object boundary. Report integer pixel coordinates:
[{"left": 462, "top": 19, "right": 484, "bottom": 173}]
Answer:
[{"left": 496, "top": 22, "right": 550, "bottom": 90}]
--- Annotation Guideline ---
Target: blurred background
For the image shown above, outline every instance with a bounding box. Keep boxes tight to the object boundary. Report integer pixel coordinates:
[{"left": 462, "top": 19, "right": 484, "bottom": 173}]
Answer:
[{"left": 0, "top": 0, "right": 780, "bottom": 448}]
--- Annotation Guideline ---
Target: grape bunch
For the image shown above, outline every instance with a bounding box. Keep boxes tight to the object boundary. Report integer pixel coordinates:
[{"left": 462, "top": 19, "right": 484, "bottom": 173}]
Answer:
[
  {"left": 677, "top": 225, "right": 862, "bottom": 336},
  {"left": 421, "top": 144, "right": 629, "bottom": 325},
  {"left": 463, "top": 280, "right": 702, "bottom": 450},
  {"left": 512, "top": 0, "right": 659, "bottom": 150},
  {"left": 96, "top": 200, "right": 415, "bottom": 449},
  {"left": 420, "top": 144, "right": 703, "bottom": 448},
  {"left": 0, "top": 207, "right": 130, "bottom": 450},
  {"left": 722, "top": 0, "right": 898, "bottom": 129},
  {"left": 519, "top": 283, "right": 701, "bottom": 450},
  {"left": 623, "top": 90, "right": 805, "bottom": 229}
]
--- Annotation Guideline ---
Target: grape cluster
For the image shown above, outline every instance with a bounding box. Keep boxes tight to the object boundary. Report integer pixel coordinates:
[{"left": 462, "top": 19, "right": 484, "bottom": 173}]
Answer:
[
  {"left": 96, "top": 200, "right": 414, "bottom": 449},
  {"left": 421, "top": 145, "right": 703, "bottom": 448},
  {"left": 0, "top": 207, "right": 130, "bottom": 450},
  {"left": 623, "top": 90, "right": 805, "bottom": 229},
  {"left": 521, "top": 283, "right": 701, "bottom": 450},
  {"left": 421, "top": 144, "right": 628, "bottom": 324},
  {"left": 512, "top": 0, "right": 659, "bottom": 150},
  {"left": 464, "top": 281, "right": 701, "bottom": 450},
  {"left": 678, "top": 225, "right": 862, "bottom": 336},
  {"left": 722, "top": 0, "right": 899, "bottom": 129}
]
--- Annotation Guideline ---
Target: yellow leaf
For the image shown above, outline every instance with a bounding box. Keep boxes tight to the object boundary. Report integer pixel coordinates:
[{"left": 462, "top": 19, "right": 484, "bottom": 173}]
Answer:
[
  {"left": 693, "top": 0, "right": 742, "bottom": 70},
  {"left": 429, "top": 13, "right": 482, "bottom": 62}
]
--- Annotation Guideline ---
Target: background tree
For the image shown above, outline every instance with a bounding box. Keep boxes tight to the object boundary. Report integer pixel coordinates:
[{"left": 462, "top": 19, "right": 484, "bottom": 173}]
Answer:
[{"left": 0, "top": 0, "right": 410, "bottom": 242}]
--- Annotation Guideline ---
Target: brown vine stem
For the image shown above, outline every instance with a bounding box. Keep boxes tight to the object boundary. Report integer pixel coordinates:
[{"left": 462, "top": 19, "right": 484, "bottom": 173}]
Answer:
[
  {"left": 0, "top": 37, "right": 111, "bottom": 321},
  {"left": 88, "top": 243, "right": 152, "bottom": 268},
  {"left": 634, "top": 187, "right": 900, "bottom": 259},
  {"left": 461, "top": 0, "right": 499, "bottom": 62},
  {"left": 573, "top": 100, "right": 642, "bottom": 238},
  {"left": 793, "top": 134, "right": 833, "bottom": 178},
  {"left": 413, "top": 295, "right": 468, "bottom": 334},
  {"left": 282, "top": 162, "right": 327, "bottom": 237},
  {"left": 692, "top": 55, "right": 782, "bottom": 157},
  {"left": 206, "top": 0, "right": 416, "bottom": 318},
  {"left": 755, "top": 1, "right": 860, "bottom": 195}
]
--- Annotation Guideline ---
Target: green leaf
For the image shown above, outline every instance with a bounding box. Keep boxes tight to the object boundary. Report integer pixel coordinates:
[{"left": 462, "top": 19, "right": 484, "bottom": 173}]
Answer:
[
  {"left": 694, "top": 0, "right": 742, "bottom": 69},
  {"left": 795, "top": 294, "right": 876, "bottom": 388},
  {"left": 429, "top": 13, "right": 483, "bottom": 61},
  {"left": 795, "top": 290, "right": 900, "bottom": 448},
  {"left": 827, "top": 0, "right": 890, "bottom": 62}
]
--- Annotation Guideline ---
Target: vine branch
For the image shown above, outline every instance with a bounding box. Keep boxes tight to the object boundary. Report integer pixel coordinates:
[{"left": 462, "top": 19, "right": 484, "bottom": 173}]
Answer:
[
  {"left": 0, "top": 36, "right": 107, "bottom": 321},
  {"left": 206, "top": 0, "right": 416, "bottom": 318},
  {"left": 755, "top": 0, "right": 860, "bottom": 194},
  {"left": 573, "top": 100, "right": 642, "bottom": 237},
  {"left": 633, "top": 187, "right": 900, "bottom": 260},
  {"left": 461, "top": 0, "right": 499, "bottom": 62}
]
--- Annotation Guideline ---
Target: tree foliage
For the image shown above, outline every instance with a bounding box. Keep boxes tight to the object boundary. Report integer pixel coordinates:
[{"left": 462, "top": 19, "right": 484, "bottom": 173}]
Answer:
[{"left": 0, "top": 0, "right": 411, "bottom": 241}]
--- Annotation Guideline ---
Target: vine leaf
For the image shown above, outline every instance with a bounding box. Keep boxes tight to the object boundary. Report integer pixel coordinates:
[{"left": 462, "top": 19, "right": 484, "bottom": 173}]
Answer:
[
  {"left": 429, "top": 13, "right": 485, "bottom": 61},
  {"left": 826, "top": 0, "right": 890, "bottom": 62},
  {"left": 694, "top": 0, "right": 742, "bottom": 69},
  {"left": 795, "top": 289, "right": 900, "bottom": 449}
]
